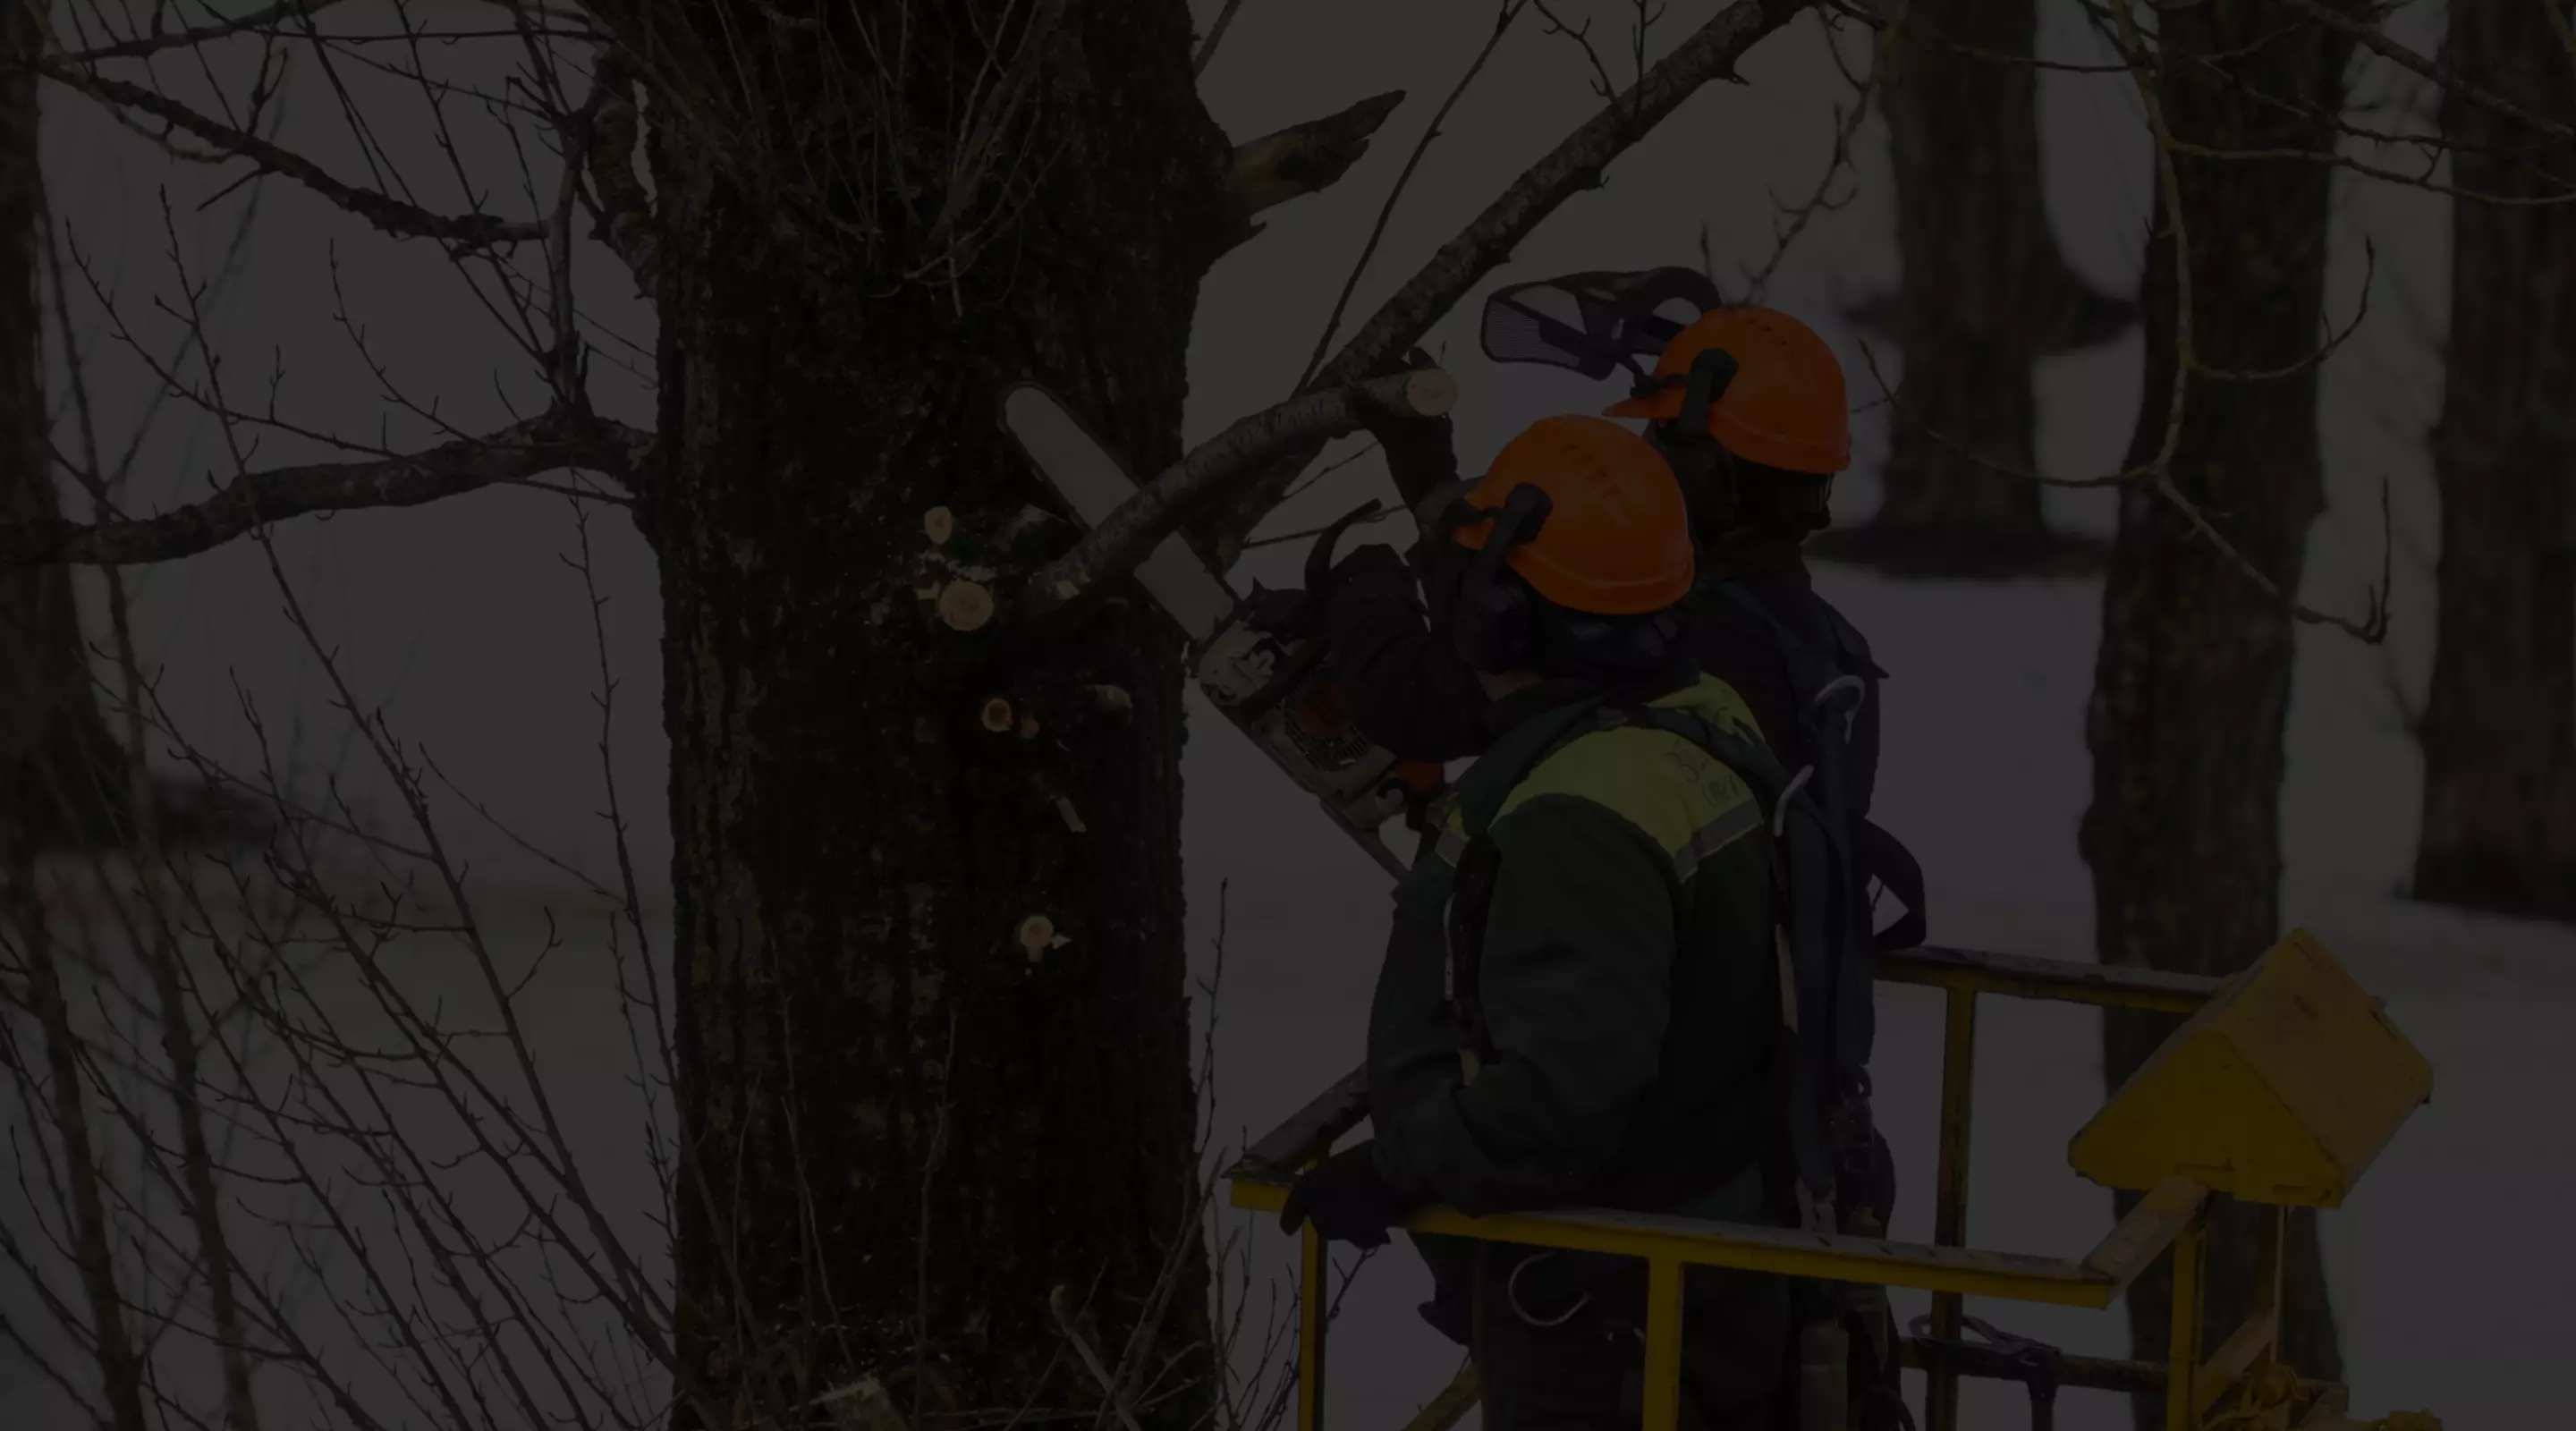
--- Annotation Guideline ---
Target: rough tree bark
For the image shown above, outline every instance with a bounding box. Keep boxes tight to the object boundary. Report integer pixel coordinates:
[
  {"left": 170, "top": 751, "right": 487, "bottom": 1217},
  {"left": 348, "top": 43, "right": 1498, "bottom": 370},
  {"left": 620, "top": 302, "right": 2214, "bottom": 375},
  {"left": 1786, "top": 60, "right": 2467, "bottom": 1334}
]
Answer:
[
  {"left": 623, "top": 4, "right": 1241, "bottom": 1425},
  {"left": 1825, "top": 0, "right": 2134, "bottom": 577},
  {"left": 2077, "top": 6, "right": 2357, "bottom": 1427},
  {"left": 2411, "top": 0, "right": 2576, "bottom": 921}
]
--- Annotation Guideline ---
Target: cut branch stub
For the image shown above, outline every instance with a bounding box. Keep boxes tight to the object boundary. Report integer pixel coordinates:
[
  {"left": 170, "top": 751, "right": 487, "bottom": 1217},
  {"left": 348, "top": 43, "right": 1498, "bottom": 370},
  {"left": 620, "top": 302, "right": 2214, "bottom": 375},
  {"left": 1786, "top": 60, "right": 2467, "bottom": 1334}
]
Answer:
[
  {"left": 925, "top": 506, "right": 956, "bottom": 545},
  {"left": 937, "top": 580, "right": 996, "bottom": 631},
  {"left": 979, "top": 698, "right": 1014, "bottom": 732},
  {"left": 1021, "top": 368, "right": 1454, "bottom": 622},
  {"left": 1017, "top": 915, "right": 1065, "bottom": 963},
  {"left": 1229, "top": 90, "right": 1408, "bottom": 221}
]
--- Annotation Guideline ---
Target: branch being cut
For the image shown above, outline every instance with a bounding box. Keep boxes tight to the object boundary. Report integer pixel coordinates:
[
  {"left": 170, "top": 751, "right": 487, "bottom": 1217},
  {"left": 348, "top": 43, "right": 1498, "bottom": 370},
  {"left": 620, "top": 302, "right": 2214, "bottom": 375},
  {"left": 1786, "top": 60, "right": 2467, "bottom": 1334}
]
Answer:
[
  {"left": 1228, "top": 89, "right": 1407, "bottom": 220},
  {"left": 1022, "top": 369, "right": 1456, "bottom": 621},
  {"left": 1199, "top": 0, "right": 1818, "bottom": 559},
  {"left": 3, "top": 409, "right": 651, "bottom": 568},
  {"left": 40, "top": 63, "right": 544, "bottom": 249}
]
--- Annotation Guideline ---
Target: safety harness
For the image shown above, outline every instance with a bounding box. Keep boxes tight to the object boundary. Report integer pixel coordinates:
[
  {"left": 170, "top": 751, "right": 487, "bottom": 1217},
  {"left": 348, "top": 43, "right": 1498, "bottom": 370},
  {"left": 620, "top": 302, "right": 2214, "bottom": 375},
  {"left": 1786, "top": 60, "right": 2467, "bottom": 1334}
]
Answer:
[{"left": 1436, "top": 623, "right": 1926, "bottom": 1429}]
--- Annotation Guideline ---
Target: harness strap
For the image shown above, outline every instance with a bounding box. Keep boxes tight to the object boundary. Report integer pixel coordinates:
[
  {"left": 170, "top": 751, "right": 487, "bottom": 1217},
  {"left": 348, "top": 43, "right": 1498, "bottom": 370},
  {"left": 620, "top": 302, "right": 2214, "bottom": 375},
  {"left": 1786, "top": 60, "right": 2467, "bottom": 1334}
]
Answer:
[{"left": 1610, "top": 703, "right": 1846, "bottom": 1218}]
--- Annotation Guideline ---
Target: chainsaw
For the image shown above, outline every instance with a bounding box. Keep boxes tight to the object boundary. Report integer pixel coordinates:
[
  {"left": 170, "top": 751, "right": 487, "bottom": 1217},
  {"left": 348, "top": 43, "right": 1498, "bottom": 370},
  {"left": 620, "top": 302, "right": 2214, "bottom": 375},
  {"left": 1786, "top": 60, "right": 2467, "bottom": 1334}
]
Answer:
[{"left": 999, "top": 383, "right": 1445, "bottom": 878}]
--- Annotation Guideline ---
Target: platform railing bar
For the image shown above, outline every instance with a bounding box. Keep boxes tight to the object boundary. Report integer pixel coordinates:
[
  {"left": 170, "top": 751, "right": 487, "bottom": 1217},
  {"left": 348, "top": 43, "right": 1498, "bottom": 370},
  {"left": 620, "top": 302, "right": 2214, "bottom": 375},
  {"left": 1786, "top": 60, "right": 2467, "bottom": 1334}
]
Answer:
[{"left": 1880, "top": 944, "right": 2224, "bottom": 1012}]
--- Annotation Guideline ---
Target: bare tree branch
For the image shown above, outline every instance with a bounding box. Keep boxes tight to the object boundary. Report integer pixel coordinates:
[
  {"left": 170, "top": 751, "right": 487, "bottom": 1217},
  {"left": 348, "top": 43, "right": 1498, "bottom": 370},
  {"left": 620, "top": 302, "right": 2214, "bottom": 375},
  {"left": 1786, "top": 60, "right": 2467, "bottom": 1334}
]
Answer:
[
  {"left": 1, "top": 409, "right": 651, "bottom": 568},
  {"left": 1196, "top": 0, "right": 1255, "bottom": 73},
  {"left": 1199, "top": 0, "right": 1818, "bottom": 559},
  {"left": 1022, "top": 369, "right": 1456, "bottom": 621},
  {"left": 2271, "top": 0, "right": 2576, "bottom": 143},
  {"left": 1228, "top": 89, "right": 1407, "bottom": 221},
  {"left": 1295, "top": 3, "right": 1532, "bottom": 390},
  {"left": 38, "top": 62, "right": 544, "bottom": 249},
  {"left": 65, "top": 0, "right": 351, "bottom": 63}
]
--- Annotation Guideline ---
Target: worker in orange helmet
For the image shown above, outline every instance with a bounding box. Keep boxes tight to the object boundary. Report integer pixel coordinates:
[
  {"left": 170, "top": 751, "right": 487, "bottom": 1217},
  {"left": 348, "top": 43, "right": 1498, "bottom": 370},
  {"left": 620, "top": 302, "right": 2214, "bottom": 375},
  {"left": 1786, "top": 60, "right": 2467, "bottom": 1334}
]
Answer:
[
  {"left": 1284, "top": 415, "right": 1815, "bottom": 1429},
  {"left": 1314, "top": 294, "right": 1920, "bottom": 1429}
]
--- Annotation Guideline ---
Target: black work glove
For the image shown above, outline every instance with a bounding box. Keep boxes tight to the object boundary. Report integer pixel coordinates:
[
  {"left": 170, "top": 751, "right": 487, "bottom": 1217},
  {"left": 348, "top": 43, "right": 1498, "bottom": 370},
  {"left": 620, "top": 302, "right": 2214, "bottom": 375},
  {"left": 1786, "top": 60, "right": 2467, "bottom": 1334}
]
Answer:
[{"left": 1279, "top": 1140, "right": 1414, "bottom": 1249}]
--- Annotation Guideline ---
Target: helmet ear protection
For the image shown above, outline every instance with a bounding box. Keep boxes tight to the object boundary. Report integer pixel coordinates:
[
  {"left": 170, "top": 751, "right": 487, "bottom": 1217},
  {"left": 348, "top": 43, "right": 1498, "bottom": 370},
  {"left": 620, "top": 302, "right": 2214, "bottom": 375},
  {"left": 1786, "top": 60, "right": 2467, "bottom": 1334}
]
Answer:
[
  {"left": 1448, "top": 482, "right": 1555, "bottom": 674},
  {"left": 1639, "top": 347, "right": 1742, "bottom": 533}
]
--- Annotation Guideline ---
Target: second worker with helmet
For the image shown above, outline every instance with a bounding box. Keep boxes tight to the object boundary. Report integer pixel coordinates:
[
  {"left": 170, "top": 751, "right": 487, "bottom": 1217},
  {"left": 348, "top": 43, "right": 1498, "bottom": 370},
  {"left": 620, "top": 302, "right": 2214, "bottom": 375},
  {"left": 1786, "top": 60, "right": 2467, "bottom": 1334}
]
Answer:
[{"left": 1277, "top": 411, "right": 1889, "bottom": 1431}]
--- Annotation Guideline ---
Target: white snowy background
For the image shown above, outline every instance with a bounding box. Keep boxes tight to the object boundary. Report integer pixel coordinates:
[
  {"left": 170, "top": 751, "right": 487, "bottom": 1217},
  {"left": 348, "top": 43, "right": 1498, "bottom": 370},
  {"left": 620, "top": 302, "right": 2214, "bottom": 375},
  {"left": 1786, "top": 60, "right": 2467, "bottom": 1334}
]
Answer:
[{"left": 10, "top": 1, "right": 2565, "bottom": 1427}]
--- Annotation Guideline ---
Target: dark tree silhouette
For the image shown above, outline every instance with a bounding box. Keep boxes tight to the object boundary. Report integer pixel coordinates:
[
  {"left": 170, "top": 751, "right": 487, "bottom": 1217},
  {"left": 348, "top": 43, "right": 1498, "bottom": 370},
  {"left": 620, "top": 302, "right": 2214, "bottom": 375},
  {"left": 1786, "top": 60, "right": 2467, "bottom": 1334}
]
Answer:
[
  {"left": 1822, "top": 0, "right": 2133, "bottom": 578},
  {"left": 2411, "top": 0, "right": 2576, "bottom": 922},
  {"left": 2079, "top": 4, "right": 2360, "bottom": 1427}
]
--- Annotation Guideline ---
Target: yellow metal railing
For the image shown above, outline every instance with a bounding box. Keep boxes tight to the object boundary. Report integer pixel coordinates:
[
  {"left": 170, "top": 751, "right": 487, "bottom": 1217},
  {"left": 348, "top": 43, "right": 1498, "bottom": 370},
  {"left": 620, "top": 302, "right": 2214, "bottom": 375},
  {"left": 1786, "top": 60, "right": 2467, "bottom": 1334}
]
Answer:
[{"left": 1224, "top": 931, "right": 2436, "bottom": 1431}]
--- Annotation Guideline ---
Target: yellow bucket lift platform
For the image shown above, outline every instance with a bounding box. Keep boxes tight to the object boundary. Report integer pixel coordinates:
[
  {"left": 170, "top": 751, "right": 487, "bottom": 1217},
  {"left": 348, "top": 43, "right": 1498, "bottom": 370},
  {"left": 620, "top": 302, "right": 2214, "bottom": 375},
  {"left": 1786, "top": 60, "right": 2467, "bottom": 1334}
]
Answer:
[{"left": 1225, "top": 929, "right": 2440, "bottom": 1431}]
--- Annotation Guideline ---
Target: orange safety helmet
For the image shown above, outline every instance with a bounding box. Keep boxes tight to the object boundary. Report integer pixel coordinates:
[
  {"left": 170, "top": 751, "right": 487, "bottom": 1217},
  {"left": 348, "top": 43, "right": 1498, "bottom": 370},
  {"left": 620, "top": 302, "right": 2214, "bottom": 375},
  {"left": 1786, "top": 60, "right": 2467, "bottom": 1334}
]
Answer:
[
  {"left": 1604, "top": 306, "right": 1852, "bottom": 475},
  {"left": 1450, "top": 415, "right": 1694, "bottom": 616}
]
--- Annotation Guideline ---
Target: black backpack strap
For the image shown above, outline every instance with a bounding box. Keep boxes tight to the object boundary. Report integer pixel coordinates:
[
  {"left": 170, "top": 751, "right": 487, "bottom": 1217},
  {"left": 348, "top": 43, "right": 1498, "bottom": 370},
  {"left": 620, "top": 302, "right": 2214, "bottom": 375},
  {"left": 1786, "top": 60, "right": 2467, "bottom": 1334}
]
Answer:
[
  {"left": 1443, "top": 694, "right": 1625, "bottom": 1066},
  {"left": 1711, "top": 580, "right": 1929, "bottom": 962},
  {"left": 1859, "top": 818, "right": 1927, "bottom": 952}
]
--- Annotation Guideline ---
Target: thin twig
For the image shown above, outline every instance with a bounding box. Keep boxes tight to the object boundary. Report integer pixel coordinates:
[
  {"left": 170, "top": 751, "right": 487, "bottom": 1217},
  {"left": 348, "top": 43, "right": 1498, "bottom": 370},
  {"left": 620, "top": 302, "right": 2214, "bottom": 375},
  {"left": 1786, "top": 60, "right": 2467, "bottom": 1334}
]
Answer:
[
  {"left": 1195, "top": 0, "right": 1252, "bottom": 73},
  {"left": 1295, "top": 2, "right": 1531, "bottom": 391}
]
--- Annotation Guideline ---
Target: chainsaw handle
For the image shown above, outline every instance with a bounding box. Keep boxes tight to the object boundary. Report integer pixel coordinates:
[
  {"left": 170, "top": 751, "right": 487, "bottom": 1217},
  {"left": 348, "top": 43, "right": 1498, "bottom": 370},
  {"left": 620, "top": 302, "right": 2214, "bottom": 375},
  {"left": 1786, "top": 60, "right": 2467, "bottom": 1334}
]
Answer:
[{"left": 1304, "top": 498, "right": 1387, "bottom": 597}]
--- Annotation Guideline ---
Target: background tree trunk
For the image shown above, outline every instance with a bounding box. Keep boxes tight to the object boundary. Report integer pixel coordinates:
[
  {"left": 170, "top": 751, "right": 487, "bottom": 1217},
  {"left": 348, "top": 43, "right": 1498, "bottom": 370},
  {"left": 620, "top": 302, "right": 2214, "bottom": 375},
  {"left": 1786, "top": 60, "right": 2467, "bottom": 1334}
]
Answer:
[
  {"left": 633, "top": 5, "right": 1240, "bottom": 1425},
  {"left": 2077, "top": 7, "right": 2357, "bottom": 1427},
  {"left": 2410, "top": 0, "right": 2576, "bottom": 921},
  {"left": 1, "top": 2, "right": 258, "bottom": 856},
  {"left": 0, "top": 0, "right": 121, "bottom": 851},
  {"left": 1819, "top": 0, "right": 2132, "bottom": 578}
]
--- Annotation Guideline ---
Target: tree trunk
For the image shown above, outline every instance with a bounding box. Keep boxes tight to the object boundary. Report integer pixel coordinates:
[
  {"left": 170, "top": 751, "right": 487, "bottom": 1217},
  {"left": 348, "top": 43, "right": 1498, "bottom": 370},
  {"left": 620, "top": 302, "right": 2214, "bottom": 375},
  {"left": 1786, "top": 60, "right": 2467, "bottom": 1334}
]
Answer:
[
  {"left": 636, "top": 5, "right": 1240, "bottom": 1426},
  {"left": 0, "top": 0, "right": 121, "bottom": 850},
  {"left": 1824, "top": 0, "right": 2132, "bottom": 578},
  {"left": 2077, "top": 7, "right": 2356, "bottom": 1427},
  {"left": 2411, "top": 0, "right": 2576, "bottom": 921}
]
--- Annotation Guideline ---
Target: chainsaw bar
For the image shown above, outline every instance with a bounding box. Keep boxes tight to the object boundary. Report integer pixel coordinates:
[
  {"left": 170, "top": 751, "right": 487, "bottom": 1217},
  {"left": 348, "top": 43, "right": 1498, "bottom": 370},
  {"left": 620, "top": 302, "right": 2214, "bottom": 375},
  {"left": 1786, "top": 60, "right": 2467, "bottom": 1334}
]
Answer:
[{"left": 999, "top": 381, "right": 1429, "bottom": 878}]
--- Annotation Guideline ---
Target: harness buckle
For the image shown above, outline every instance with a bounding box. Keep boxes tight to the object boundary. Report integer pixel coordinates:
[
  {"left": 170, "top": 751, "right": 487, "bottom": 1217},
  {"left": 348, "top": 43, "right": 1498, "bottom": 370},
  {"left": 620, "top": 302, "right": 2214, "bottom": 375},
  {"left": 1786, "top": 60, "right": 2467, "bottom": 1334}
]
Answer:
[
  {"left": 1505, "top": 1251, "right": 1596, "bottom": 1328},
  {"left": 1775, "top": 766, "right": 1817, "bottom": 838},
  {"left": 1810, "top": 673, "right": 1866, "bottom": 743}
]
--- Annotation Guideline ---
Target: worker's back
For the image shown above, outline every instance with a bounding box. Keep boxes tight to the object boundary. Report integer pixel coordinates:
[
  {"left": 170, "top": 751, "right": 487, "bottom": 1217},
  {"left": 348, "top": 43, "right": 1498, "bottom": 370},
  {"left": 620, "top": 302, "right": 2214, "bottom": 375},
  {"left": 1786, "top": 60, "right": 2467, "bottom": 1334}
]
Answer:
[{"left": 1683, "top": 552, "right": 1884, "bottom": 820}]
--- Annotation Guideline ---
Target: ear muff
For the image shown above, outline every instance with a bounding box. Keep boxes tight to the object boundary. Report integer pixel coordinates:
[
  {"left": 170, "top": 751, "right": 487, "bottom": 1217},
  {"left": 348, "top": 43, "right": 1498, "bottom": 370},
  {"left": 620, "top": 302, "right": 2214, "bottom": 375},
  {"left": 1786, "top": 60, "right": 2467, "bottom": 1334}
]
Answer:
[
  {"left": 1647, "top": 347, "right": 1745, "bottom": 535},
  {"left": 1450, "top": 483, "right": 1553, "bottom": 674}
]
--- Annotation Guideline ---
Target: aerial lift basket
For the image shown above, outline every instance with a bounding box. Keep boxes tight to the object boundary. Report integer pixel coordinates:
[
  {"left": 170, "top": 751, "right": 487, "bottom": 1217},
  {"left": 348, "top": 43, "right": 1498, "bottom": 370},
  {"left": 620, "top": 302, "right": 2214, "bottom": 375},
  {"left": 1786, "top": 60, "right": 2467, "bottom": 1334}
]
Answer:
[{"left": 1224, "top": 931, "right": 2442, "bottom": 1431}]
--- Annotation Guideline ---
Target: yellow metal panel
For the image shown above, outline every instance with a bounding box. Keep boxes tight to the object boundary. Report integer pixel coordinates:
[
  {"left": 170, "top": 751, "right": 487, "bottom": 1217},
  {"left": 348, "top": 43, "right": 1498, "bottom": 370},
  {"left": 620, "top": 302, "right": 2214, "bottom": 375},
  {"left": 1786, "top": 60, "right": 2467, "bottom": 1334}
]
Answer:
[
  {"left": 1641, "top": 1259, "right": 1684, "bottom": 1431},
  {"left": 2067, "top": 930, "right": 2433, "bottom": 1207},
  {"left": 1298, "top": 1222, "right": 1326, "bottom": 1431},
  {"left": 2165, "top": 1218, "right": 2205, "bottom": 1431},
  {"left": 2080, "top": 1175, "right": 2207, "bottom": 1295}
]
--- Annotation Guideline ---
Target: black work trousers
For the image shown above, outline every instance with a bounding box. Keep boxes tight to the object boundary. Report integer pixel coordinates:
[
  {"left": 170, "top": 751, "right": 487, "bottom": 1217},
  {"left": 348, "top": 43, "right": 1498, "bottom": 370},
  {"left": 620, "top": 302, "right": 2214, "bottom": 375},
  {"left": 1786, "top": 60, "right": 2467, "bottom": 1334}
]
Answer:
[{"left": 1467, "top": 1248, "right": 1796, "bottom": 1431}]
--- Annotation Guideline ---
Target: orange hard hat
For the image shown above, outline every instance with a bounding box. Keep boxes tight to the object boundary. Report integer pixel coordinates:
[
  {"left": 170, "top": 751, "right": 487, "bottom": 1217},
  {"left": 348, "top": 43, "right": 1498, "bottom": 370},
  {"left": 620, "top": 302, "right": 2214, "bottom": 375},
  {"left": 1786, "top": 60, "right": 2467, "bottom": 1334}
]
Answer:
[
  {"left": 1603, "top": 306, "right": 1852, "bottom": 474},
  {"left": 1450, "top": 415, "right": 1694, "bottom": 616}
]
